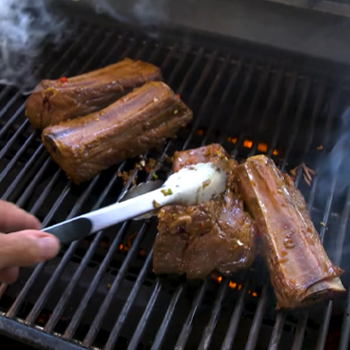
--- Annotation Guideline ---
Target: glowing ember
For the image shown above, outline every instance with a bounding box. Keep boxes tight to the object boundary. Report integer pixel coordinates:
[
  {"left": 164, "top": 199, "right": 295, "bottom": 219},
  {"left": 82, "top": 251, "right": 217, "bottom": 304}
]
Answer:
[
  {"left": 211, "top": 274, "right": 223, "bottom": 283},
  {"left": 257, "top": 143, "right": 268, "bottom": 152},
  {"left": 210, "top": 276, "right": 258, "bottom": 297},
  {"left": 243, "top": 140, "right": 253, "bottom": 148},
  {"left": 227, "top": 136, "right": 238, "bottom": 144},
  {"left": 229, "top": 281, "right": 237, "bottom": 289},
  {"left": 138, "top": 248, "right": 146, "bottom": 257}
]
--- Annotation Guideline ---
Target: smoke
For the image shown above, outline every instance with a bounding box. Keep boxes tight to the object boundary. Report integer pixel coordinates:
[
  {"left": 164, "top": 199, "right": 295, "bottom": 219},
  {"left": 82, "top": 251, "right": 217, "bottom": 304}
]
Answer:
[
  {"left": 85, "top": 0, "right": 130, "bottom": 24},
  {"left": 318, "top": 107, "right": 350, "bottom": 196},
  {"left": 133, "top": 0, "right": 167, "bottom": 24},
  {"left": 0, "top": 0, "right": 172, "bottom": 92},
  {"left": 86, "top": 0, "right": 168, "bottom": 28},
  {"left": 0, "top": 0, "right": 67, "bottom": 91},
  {"left": 313, "top": 106, "right": 350, "bottom": 269}
]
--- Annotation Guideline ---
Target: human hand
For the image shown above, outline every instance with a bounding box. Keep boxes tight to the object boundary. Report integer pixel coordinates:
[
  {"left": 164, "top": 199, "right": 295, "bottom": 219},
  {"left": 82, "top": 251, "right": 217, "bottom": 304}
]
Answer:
[{"left": 0, "top": 200, "right": 60, "bottom": 284}]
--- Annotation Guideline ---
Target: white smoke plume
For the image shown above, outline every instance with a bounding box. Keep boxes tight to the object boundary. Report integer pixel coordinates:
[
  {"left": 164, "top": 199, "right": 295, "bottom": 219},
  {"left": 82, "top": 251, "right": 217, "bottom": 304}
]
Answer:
[
  {"left": 0, "top": 0, "right": 169, "bottom": 91},
  {"left": 85, "top": 0, "right": 168, "bottom": 27},
  {"left": 318, "top": 106, "right": 350, "bottom": 196},
  {"left": 0, "top": 0, "right": 67, "bottom": 91}
]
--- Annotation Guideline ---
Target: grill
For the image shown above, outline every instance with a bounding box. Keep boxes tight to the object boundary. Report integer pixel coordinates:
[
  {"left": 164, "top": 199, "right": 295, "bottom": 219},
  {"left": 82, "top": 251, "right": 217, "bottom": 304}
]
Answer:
[{"left": 0, "top": 15, "right": 350, "bottom": 350}]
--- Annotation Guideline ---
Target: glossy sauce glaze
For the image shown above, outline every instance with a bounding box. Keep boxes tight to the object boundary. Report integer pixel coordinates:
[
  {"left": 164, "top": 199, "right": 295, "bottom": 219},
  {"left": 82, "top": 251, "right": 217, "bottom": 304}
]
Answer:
[
  {"left": 153, "top": 144, "right": 257, "bottom": 279},
  {"left": 236, "top": 155, "right": 345, "bottom": 309}
]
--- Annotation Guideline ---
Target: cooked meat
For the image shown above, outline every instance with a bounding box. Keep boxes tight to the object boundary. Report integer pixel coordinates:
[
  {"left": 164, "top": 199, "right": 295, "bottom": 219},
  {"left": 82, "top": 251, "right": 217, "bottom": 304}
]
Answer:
[
  {"left": 25, "top": 58, "right": 162, "bottom": 129},
  {"left": 153, "top": 144, "right": 257, "bottom": 279},
  {"left": 42, "top": 81, "right": 193, "bottom": 184},
  {"left": 235, "top": 155, "right": 345, "bottom": 309}
]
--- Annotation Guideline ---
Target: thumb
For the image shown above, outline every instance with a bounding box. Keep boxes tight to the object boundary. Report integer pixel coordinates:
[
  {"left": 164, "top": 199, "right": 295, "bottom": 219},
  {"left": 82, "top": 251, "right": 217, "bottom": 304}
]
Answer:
[{"left": 0, "top": 230, "right": 60, "bottom": 269}]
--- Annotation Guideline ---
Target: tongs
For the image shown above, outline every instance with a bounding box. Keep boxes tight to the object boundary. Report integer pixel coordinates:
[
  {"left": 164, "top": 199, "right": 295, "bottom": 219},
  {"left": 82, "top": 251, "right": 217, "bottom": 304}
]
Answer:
[{"left": 43, "top": 162, "right": 227, "bottom": 244}]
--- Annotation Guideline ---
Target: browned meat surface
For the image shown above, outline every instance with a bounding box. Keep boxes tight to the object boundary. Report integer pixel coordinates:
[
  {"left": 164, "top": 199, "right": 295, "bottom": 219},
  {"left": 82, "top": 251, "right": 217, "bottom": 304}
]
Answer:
[
  {"left": 42, "top": 81, "right": 192, "bottom": 184},
  {"left": 25, "top": 58, "right": 162, "bottom": 129},
  {"left": 153, "top": 144, "right": 257, "bottom": 279},
  {"left": 235, "top": 155, "right": 345, "bottom": 309}
]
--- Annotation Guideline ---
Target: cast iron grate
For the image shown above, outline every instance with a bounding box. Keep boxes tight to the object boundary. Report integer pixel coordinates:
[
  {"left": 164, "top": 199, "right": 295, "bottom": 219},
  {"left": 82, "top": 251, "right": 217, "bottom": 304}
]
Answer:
[{"left": 0, "top": 21, "right": 349, "bottom": 350}]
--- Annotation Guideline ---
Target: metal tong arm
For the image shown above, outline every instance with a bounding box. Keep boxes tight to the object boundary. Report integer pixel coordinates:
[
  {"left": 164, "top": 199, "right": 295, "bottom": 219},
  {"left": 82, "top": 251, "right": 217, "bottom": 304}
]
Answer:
[{"left": 42, "top": 187, "right": 171, "bottom": 244}]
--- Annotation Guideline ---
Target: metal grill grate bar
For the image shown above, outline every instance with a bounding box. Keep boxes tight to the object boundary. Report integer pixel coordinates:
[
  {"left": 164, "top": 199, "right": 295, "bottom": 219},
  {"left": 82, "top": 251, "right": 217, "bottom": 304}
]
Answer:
[
  {"left": 291, "top": 85, "right": 344, "bottom": 349},
  {"left": 250, "top": 76, "right": 315, "bottom": 350},
  {"left": 247, "top": 69, "right": 284, "bottom": 157},
  {"left": 104, "top": 248, "right": 155, "bottom": 350},
  {"left": 198, "top": 277, "right": 229, "bottom": 350},
  {"left": 267, "top": 311, "right": 286, "bottom": 350},
  {"left": 221, "top": 274, "right": 252, "bottom": 350},
  {"left": 219, "top": 62, "right": 257, "bottom": 146},
  {"left": 181, "top": 50, "right": 218, "bottom": 150},
  {"left": 25, "top": 177, "right": 99, "bottom": 324},
  {"left": 280, "top": 78, "right": 311, "bottom": 169},
  {"left": 0, "top": 131, "right": 38, "bottom": 183},
  {"left": 175, "top": 280, "right": 209, "bottom": 350},
  {"left": 83, "top": 223, "right": 150, "bottom": 347},
  {"left": 201, "top": 56, "right": 239, "bottom": 146},
  {"left": 336, "top": 186, "right": 350, "bottom": 349},
  {"left": 244, "top": 284, "right": 269, "bottom": 350},
  {"left": 0, "top": 92, "right": 21, "bottom": 122},
  {"left": 339, "top": 292, "right": 350, "bottom": 350},
  {"left": 0, "top": 117, "right": 28, "bottom": 156},
  {"left": 44, "top": 175, "right": 119, "bottom": 333},
  {"left": 127, "top": 281, "right": 162, "bottom": 350},
  {"left": 62, "top": 218, "right": 128, "bottom": 340},
  {"left": 149, "top": 284, "right": 184, "bottom": 350},
  {"left": 315, "top": 302, "right": 333, "bottom": 349},
  {"left": 268, "top": 71, "right": 299, "bottom": 159},
  {"left": 2, "top": 147, "right": 47, "bottom": 203},
  {"left": 6, "top": 179, "right": 70, "bottom": 318},
  {"left": 292, "top": 313, "right": 309, "bottom": 350}
]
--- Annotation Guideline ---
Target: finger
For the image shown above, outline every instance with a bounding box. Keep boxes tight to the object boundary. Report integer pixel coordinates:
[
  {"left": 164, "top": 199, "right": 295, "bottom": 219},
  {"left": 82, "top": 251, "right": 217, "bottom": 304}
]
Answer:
[
  {"left": 0, "top": 267, "right": 19, "bottom": 284},
  {"left": 0, "top": 230, "right": 60, "bottom": 269},
  {"left": 0, "top": 200, "right": 41, "bottom": 233}
]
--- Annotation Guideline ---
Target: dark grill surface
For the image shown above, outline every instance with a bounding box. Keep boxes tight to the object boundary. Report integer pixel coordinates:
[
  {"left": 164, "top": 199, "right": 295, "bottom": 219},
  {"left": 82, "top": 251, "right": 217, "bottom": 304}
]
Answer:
[{"left": 0, "top": 21, "right": 350, "bottom": 350}]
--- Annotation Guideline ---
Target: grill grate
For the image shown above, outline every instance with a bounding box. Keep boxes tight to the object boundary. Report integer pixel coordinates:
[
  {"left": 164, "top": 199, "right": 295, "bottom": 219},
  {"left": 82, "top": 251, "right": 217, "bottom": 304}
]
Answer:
[{"left": 0, "top": 21, "right": 350, "bottom": 350}]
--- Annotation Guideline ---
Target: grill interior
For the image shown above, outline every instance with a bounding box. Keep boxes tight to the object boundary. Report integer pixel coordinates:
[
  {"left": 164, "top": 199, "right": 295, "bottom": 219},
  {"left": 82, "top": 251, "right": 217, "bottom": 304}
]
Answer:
[{"left": 0, "top": 19, "right": 350, "bottom": 350}]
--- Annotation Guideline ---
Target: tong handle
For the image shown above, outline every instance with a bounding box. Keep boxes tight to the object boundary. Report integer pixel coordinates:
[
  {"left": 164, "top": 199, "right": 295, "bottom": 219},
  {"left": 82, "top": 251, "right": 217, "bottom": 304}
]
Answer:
[
  {"left": 42, "top": 217, "right": 92, "bottom": 244},
  {"left": 43, "top": 188, "right": 171, "bottom": 244}
]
